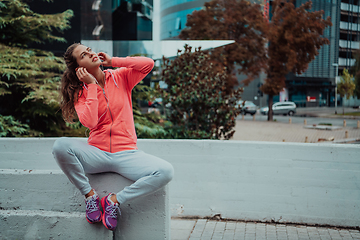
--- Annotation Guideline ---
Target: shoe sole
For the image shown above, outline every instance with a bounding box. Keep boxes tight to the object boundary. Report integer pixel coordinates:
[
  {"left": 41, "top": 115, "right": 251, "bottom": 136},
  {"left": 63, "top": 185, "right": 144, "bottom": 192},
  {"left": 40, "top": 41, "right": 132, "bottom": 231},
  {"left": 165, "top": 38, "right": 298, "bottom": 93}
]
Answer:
[{"left": 101, "top": 195, "right": 115, "bottom": 231}]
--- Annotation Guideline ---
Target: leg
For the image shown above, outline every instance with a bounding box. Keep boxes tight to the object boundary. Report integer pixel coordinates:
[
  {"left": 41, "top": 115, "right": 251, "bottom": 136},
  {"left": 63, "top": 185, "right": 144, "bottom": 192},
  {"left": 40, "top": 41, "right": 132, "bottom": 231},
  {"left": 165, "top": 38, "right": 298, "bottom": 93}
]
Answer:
[
  {"left": 52, "top": 137, "right": 110, "bottom": 195},
  {"left": 108, "top": 150, "right": 174, "bottom": 205}
]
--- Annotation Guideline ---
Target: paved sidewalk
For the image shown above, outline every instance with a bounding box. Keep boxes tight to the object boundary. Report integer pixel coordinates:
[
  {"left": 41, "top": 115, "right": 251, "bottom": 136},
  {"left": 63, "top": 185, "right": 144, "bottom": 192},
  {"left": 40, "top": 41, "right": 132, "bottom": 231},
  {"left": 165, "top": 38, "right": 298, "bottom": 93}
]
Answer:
[
  {"left": 171, "top": 218, "right": 360, "bottom": 240},
  {"left": 230, "top": 107, "right": 360, "bottom": 143},
  {"left": 231, "top": 120, "right": 360, "bottom": 143}
]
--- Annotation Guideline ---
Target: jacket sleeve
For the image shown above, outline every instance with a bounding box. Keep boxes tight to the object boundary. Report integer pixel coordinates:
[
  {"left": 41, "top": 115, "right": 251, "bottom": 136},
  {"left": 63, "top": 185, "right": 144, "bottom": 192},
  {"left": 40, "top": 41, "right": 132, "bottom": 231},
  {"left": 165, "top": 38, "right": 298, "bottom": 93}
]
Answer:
[
  {"left": 74, "top": 84, "right": 99, "bottom": 129},
  {"left": 111, "top": 56, "right": 154, "bottom": 90}
]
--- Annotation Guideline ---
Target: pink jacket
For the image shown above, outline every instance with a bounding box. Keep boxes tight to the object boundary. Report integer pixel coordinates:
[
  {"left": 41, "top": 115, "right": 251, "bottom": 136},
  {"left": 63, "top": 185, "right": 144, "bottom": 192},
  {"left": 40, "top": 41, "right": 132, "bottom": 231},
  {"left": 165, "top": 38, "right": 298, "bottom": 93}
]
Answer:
[{"left": 75, "top": 57, "right": 154, "bottom": 153}]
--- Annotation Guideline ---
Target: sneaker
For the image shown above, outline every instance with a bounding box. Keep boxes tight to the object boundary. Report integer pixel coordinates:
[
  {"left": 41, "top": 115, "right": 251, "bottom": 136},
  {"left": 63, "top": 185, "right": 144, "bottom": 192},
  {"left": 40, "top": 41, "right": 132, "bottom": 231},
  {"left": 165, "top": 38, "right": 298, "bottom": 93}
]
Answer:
[
  {"left": 101, "top": 193, "right": 120, "bottom": 231},
  {"left": 85, "top": 191, "right": 102, "bottom": 224}
]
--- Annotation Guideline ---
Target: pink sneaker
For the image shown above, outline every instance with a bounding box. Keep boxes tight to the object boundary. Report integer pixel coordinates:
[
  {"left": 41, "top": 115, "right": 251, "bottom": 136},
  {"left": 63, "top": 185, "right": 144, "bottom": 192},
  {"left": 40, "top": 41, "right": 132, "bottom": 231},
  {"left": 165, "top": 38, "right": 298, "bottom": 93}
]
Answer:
[
  {"left": 101, "top": 193, "right": 120, "bottom": 231},
  {"left": 85, "top": 192, "right": 102, "bottom": 224}
]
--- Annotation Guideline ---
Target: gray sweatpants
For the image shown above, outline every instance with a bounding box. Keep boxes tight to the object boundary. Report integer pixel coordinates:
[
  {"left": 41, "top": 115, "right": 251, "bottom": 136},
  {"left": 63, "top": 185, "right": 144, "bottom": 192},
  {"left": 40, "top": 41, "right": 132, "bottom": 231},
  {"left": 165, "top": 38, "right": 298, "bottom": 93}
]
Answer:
[{"left": 52, "top": 137, "right": 174, "bottom": 205}]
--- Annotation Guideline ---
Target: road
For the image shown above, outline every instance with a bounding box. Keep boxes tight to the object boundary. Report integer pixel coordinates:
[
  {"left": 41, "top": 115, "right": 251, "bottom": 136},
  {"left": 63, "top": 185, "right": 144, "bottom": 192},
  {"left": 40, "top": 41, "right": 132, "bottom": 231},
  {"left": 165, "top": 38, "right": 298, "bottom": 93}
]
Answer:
[
  {"left": 236, "top": 106, "right": 360, "bottom": 127},
  {"left": 237, "top": 113, "right": 360, "bottom": 128}
]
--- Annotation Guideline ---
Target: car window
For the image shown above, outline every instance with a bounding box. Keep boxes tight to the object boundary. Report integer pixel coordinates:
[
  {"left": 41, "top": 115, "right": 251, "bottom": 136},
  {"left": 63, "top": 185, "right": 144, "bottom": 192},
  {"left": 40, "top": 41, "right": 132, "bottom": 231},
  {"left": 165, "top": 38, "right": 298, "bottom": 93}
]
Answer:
[
  {"left": 274, "top": 102, "right": 295, "bottom": 107},
  {"left": 245, "top": 102, "right": 255, "bottom": 106}
]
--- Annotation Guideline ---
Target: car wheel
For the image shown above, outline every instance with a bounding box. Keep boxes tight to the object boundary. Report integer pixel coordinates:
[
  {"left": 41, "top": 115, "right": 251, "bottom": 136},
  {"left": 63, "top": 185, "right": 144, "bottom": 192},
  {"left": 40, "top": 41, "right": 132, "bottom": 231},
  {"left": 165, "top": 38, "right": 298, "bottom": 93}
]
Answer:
[{"left": 288, "top": 111, "right": 295, "bottom": 116}]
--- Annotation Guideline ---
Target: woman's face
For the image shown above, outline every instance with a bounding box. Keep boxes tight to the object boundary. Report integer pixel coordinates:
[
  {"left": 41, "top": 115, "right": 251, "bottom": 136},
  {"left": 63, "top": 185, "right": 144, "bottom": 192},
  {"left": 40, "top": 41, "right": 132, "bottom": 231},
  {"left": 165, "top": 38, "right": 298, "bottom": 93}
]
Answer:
[{"left": 72, "top": 45, "right": 101, "bottom": 70}]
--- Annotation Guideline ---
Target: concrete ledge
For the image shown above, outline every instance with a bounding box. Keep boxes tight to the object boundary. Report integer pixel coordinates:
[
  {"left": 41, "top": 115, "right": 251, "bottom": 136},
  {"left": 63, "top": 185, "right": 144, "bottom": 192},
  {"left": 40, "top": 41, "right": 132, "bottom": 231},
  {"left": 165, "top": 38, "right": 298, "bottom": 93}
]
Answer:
[
  {"left": 1, "top": 138, "right": 360, "bottom": 229},
  {"left": 136, "top": 139, "right": 360, "bottom": 228},
  {"left": 0, "top": 210, "right": 112, "bottom": 240}
]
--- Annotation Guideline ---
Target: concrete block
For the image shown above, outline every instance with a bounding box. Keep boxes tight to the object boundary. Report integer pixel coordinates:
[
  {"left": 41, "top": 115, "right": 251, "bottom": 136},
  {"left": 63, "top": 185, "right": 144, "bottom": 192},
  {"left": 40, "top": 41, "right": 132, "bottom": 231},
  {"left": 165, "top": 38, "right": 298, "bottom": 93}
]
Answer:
[
  {"left": 0, "top": 210, "right": 112, "bottom": 240},
  {"left": 0, "top": 169, "right": 170, "bottom": 240}
]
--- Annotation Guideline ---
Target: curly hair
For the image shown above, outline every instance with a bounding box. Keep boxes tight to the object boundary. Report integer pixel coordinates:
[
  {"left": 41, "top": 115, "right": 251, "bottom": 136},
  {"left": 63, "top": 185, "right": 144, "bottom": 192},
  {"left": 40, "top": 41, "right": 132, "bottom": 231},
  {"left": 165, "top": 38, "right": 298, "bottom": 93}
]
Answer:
[{"left": 60, "top": 43, "right": 83, "bottom": 123}]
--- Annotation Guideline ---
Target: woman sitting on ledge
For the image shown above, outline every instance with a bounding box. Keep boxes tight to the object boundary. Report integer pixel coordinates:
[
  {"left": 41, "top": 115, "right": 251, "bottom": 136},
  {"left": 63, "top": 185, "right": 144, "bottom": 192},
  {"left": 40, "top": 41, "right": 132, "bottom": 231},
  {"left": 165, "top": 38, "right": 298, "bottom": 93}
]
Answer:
[{"left": 52, "top": 43, "right": 174, "bottom": 231}]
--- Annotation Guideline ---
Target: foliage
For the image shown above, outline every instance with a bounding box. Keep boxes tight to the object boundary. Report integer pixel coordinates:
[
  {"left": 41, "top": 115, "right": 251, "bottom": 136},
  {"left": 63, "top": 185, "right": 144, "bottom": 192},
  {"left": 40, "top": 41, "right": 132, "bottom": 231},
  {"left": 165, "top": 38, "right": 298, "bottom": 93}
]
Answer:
[
  {"left": 338, "top": 69, "right": 355, "bottom": 114},
  {"left": 0, "top": 43, "right": 65, "bottom": 104},
  {"left": 134, "top": 112, "right": 169, "bottom": 139},
  {"left": 0, "top": 0, "right": 74, "bottom": 136},
  {"left": 160, "top": 45, "right": 242, "bottom": 140},
  {"left": 0, "top": 0, "right": 73, "bottom": 47},
  {"left": 0, "top": 114, "right": 35, "bottom": 137},
  {"left": 261, "top": 0, "right": 332, "bottom": 120},
  {"left": 132, "top": 83, "right": 170, "bottom": 139},
  {"left": 179, "top": 0, "right": 268, "bottom": 90},
  {"left": 338, "top": 69, "right": 355, "bottom": 100}
]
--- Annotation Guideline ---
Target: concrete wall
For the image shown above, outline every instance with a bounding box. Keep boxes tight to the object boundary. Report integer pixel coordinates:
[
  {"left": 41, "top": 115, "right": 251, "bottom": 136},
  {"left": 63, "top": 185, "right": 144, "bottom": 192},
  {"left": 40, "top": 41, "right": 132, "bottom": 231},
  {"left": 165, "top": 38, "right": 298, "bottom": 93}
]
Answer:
[
  {"left": 138, "top": 139, "right": 360, "bottom": 228},
  {"left": 1, "top": 138, "right": 359, "bottom": 230}
]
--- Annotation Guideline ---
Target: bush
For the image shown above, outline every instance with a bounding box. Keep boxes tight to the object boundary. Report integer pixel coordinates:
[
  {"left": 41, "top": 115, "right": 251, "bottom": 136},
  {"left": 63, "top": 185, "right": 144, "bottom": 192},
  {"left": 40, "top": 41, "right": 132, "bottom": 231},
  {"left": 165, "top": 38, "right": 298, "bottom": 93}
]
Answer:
[{"left": 160, "top": 45, "right": 242, "bottom": 139}]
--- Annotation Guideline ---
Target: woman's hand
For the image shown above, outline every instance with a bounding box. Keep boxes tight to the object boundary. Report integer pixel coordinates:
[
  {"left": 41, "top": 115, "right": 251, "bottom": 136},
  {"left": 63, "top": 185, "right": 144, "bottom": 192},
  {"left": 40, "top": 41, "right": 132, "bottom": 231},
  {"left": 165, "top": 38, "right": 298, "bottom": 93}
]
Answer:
[
  {"left": 76, "top": 67, "right": 96, "bottom": 85},
  {"left": 98, "top": 52, "right": 112, "bottom": 67}
]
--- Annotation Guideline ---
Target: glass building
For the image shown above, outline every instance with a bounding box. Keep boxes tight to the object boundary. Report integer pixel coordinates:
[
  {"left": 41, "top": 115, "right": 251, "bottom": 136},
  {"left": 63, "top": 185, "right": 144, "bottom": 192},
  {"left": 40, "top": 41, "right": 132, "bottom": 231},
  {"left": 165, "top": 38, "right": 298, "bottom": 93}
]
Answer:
[{"left": 160, "top": 0, "right": 207, "bottom": 40}]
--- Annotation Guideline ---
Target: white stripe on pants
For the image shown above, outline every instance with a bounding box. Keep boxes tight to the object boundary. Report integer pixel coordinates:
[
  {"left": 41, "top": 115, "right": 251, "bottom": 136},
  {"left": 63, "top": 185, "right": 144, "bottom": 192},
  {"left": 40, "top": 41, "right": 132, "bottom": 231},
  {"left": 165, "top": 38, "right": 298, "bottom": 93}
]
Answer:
[{"left": 52, "top": 137, "right": 174, "bottom": 205}]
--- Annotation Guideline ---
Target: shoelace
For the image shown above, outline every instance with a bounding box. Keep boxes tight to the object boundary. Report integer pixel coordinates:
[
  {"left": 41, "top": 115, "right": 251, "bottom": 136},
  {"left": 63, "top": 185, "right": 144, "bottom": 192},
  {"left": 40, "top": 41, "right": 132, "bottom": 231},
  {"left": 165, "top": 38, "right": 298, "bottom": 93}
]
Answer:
[
  {"left": 106, "top": 203, "right": 120, "bottom": 218},
  {"left": 86, "top": 197, "right": 99, "bottom": 213}
]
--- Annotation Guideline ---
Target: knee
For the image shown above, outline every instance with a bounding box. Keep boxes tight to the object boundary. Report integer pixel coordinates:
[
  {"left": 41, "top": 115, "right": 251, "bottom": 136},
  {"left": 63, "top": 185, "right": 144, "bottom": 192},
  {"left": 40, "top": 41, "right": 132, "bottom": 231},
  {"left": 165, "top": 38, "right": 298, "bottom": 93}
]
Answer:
[
  {"left": 159, "top": 162, "right": 174, "bottom": 184},
  {"left": 52, "top": 137, "right": 70, "bottom": 156}
]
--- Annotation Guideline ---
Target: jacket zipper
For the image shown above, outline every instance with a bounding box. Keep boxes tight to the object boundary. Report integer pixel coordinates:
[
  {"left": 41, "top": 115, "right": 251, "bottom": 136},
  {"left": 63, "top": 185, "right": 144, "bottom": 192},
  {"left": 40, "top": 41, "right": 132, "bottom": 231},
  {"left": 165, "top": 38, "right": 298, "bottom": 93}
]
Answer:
[{"left": 102, "top": 88, "right": 114, "bottom": 153}]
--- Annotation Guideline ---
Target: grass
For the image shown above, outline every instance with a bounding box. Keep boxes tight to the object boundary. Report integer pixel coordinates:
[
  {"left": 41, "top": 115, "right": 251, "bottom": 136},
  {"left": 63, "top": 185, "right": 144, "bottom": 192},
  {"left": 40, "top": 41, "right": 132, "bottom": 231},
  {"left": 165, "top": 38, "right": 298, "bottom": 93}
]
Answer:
[{"left": 342, "top": 112, "right": 360, "bottom": 116}]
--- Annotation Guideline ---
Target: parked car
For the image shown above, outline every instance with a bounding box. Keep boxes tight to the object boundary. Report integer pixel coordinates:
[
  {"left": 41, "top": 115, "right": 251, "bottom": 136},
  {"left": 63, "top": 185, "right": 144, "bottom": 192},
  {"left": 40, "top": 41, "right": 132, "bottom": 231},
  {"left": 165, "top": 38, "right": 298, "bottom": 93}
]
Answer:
[
  {"left": 260, "top": 101, "right": 296, "bottom": 116},
  {"left": 237, "top": 100, "right": 257, "bottom": 115}
]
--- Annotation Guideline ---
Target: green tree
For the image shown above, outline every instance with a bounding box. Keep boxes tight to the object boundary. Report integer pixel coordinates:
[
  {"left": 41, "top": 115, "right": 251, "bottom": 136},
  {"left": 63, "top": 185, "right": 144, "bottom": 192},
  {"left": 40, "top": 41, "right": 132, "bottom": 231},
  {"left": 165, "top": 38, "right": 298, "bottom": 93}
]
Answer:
[
  {"left": 0, "top": 0, "right": 73, "bottom": 136},
  {"left": 262, "top": 0, "right": 332, "bottom": 120},
  {"left": 160, "top": 45, "right": 242, "bottom": 140},
  {"left": 338, "top": 69, "right": 356, "bottom": 115}
]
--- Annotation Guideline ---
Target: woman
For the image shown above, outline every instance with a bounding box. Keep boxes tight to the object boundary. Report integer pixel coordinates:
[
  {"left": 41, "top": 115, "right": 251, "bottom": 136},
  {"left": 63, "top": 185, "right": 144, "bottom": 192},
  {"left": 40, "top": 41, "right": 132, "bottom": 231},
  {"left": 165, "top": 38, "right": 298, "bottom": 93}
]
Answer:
[{"left": 52, "top": 43, "right": 174, "bottom": 231}]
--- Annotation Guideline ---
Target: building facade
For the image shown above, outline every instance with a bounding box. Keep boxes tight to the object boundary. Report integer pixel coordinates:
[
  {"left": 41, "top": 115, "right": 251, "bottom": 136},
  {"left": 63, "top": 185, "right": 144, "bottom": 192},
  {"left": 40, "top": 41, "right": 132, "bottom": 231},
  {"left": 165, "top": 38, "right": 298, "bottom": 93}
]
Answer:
[
  {"left": 160, "top": 0, "right": 208, "bottom": 40},
  {"left": 289, "top": 0, "right": 360, "bottom": 107}
]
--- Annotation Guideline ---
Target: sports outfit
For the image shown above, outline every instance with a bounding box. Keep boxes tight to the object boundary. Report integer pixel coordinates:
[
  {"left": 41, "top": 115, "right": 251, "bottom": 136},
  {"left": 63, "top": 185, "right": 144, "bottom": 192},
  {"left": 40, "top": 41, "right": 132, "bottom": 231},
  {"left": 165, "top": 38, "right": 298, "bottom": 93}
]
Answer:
[{"left": 52, "top": 56, "right": 174, "bottom": 230}]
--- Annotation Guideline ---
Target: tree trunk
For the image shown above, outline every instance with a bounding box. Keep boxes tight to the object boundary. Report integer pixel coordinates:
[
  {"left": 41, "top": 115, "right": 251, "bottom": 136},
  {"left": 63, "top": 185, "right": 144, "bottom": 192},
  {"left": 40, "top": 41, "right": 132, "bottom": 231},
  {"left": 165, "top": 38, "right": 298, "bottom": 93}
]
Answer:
[{"left": 267, "top": 95, "right": 274, "bottom": 121}]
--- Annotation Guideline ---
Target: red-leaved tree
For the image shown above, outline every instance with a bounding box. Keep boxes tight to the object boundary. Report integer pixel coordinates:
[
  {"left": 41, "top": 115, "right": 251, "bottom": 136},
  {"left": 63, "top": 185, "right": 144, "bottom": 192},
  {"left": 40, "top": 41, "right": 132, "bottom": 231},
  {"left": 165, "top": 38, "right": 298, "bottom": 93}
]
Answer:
[
  {"left": 262, "top": 0, "right": 332, "bottom": 120},
  {"left": 180, "top": 0, "right": 268, "bottom": 91}
]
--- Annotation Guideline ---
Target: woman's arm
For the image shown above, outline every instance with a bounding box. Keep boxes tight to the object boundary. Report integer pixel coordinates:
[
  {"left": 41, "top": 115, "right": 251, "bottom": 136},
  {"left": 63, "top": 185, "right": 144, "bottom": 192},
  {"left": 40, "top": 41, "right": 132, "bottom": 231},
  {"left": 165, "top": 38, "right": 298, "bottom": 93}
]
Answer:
[
  {"left": 74, "top": 84, "right": 99, "bottom": 129},
  {"left": 98, "top": 52, "right": 154, "bottom": 90}
]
